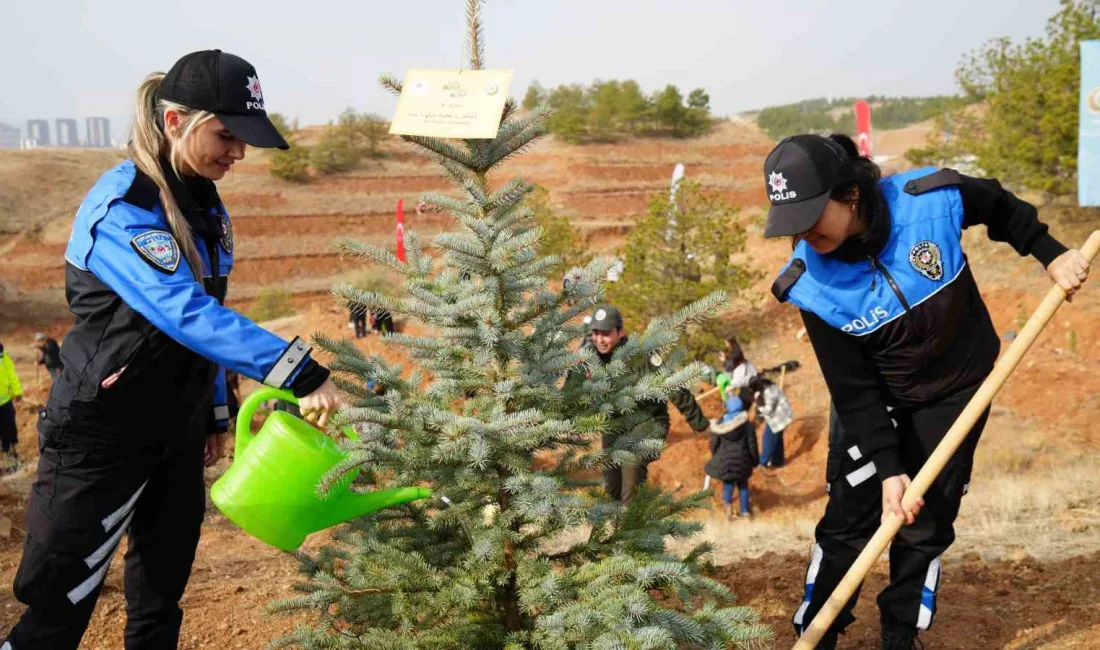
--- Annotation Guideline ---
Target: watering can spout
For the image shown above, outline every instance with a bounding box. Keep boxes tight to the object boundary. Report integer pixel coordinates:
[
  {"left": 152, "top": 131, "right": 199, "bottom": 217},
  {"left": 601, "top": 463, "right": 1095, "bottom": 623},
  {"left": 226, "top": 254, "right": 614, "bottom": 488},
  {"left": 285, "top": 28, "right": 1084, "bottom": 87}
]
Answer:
[{"left": 323, "top": 486, "right": 434, "bottom": 530}]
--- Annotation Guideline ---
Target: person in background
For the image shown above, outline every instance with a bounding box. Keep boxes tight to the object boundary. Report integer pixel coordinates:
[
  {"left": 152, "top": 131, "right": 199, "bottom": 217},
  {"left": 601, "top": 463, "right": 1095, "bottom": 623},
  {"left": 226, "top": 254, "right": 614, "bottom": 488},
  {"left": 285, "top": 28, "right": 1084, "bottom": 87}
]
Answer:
[
  {"left": 705, "top": 393, "right": 758, "bottom": 520},
  {"left": 749, "top": 375, "right": 793, "bottom": 468},
  {"left": 564, "top": 305, "right": 710, "bottom": 503},
  {"left": 350, "top": 306, "right": 368, "bottom": 339},
  {"left": 0, "top": 342, "right": 23, "bottom": 462},
  {"left": 370, "top": 308, "right": 394, "bottom": 334},
  {"left": 719, "top": 335, "right": 757, "bottom": 395},
  {"left": 34, "top": 333, "right": 64, "bottom": 382}
]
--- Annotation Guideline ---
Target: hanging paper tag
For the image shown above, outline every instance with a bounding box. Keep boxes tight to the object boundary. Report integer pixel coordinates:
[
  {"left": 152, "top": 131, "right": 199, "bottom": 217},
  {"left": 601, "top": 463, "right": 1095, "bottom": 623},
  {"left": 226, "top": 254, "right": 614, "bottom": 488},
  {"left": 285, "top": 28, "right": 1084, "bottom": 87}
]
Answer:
[{"left": 390, "top": 69, "right": 514, "bottom": 139}]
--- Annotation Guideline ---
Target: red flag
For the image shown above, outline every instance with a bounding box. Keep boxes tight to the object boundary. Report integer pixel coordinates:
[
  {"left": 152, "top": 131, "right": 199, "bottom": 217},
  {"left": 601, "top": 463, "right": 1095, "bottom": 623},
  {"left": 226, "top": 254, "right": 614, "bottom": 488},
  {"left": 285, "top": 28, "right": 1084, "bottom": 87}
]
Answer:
[
  {"left": 396, "top": 199, "right": 406, "bottom": 262},
  {"left": 854, "top": 100, "right": 872, "bottom": 157}
]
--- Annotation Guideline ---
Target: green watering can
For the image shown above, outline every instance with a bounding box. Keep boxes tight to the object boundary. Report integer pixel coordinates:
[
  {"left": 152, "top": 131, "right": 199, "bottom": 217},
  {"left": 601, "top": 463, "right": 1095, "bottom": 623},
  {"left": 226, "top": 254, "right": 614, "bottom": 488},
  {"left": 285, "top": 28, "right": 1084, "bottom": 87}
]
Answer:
[
  {"left": 211, "top": 387, "right": 431, "bottom": 551},
  {"left": 715, "top": 372, "right": 732, "bottom": 401}
]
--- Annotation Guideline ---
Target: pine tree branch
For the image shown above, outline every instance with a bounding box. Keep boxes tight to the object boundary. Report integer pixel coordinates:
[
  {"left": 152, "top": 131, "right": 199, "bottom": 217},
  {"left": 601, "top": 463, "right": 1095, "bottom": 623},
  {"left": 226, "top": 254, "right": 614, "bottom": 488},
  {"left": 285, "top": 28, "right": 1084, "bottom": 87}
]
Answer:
[
  {"left": 379, "top": 74, "right": 403, "bottom": 97},
  {"left": 341, "top": 587, "right": 394, "bottom": 596},
  {"left": 334, "top": 284, "right": 402, "bottom": 317},
  {"left": 486, "top": 178, "right": 533, "bottom": 214},
  {"left": 336, "top": 238, "right": 406, "bottom": 273},
  {"left": 402, "top": 135, "right": 480, "bottom": 168},
  {"left": 465, "top": 0, "right": 485, "bottom": 70},
  {"left": 437, "top": 157, "right": 483, "bottom": 195},
  {"left": 435, "top": 232, "right": 486, "bottom": 258},
  {"left": 500, "top": 97, "right": 517, "bottom": 123},
  {"left": 484, "top": 117, "right": 548, "bottom": 171},
  {"left": 420, "top": 193, "right": 479, "bottom": 220}
]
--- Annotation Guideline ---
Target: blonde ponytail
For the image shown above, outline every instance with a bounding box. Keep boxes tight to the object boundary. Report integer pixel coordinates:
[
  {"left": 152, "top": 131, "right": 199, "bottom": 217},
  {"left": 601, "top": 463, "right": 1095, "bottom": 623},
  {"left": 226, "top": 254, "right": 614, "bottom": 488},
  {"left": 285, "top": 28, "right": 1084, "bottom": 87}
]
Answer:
[{"left": 128, "top": 73, "right": 215, "bottom": 281}]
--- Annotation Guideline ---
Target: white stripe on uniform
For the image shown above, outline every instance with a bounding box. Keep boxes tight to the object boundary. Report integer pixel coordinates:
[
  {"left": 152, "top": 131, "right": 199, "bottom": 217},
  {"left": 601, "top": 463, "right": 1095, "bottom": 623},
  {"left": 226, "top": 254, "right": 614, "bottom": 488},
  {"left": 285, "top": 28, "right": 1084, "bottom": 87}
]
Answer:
[
  {"left": 101, "top": 481, "right": 147, "bottom": 532},
  {"left": 85, "top": 510, "right": 134, "bottom": 569},
  {"left": 793, "top": 544, "right": 824, "bottom": 627},
  {"left": 845, "top": 461, "right": 877, "bottom": 487},
  {"left": 67, "top": 553, "right": 115, "bottom": 605},
  {"left": 917, "top": 556, "right": 942, "bottom": 630},
  {"left": 262, "top": 337, "right": 310, "bottom": 389}
]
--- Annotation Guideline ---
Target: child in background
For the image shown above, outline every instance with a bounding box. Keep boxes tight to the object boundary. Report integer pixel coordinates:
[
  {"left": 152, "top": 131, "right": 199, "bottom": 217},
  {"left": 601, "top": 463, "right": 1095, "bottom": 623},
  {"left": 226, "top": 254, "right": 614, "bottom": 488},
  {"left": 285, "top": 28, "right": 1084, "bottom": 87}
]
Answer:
[
  {"left": 0, "top": 342, "right": 23, "bottom": 466},
  {"left": 750, "top": 375, "right": 793, "bottom": 468},
  {"left": 705, "top": 393, "right": 759, "bottom": 520}
]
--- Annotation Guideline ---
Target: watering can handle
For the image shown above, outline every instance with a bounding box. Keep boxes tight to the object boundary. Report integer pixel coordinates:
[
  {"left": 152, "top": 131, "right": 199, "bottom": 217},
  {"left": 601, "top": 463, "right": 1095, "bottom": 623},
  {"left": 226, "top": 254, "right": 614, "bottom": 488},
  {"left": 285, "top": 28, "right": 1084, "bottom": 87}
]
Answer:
[
  {"left": 234, "top": 387, "right": 358, "bottom": 460},
  {"left": 235, "top": 387, "right": 296, "bottom": 459}
]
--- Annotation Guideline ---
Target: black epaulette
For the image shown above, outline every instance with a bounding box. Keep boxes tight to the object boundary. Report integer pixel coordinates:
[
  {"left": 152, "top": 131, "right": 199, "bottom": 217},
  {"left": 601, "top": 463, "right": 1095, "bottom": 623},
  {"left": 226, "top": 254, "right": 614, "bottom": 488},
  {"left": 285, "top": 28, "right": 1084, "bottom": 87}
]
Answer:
[
  {"left": 903, "top": 169, "right": 962, "bottom": 195},
  {"left": 771, "top": 258, "right": 805, "bottom": 303}
]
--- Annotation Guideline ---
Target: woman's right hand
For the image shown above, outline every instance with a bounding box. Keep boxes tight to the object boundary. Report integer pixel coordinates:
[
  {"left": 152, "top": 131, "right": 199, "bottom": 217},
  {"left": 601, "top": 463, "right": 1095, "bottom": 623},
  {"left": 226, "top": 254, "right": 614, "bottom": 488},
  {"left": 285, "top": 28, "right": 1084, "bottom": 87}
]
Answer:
[
  {"left": 881, "top": 474, "right": 923, "bottom": 526},
  {"left": 299, "top": 378, "right": 343, "bottom": 429},
  {"left": 1047, "top": 249, "right": 1090, "bottom": 300}
]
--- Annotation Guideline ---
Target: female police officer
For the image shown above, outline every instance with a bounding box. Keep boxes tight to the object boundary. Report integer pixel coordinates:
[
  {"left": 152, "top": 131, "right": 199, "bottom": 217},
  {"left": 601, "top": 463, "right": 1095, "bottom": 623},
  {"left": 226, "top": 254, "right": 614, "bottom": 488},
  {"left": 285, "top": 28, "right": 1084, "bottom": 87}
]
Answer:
[
  {"left": 5, "top": 50, "right": 343, "bottom": 650},
  {"left": 764, "top": 134, "right": 1089, "bottom": 649}
]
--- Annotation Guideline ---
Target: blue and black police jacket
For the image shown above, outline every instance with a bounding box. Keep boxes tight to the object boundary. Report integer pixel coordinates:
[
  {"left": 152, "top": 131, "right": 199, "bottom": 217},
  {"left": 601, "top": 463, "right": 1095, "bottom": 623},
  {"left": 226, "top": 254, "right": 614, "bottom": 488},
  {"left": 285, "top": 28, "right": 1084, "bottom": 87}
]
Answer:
[
  {"left": 772, "top": 167, "right": 1067, "bottom": 479},
  {"left": 43, "top": 159, "right": 328, "bottom": 440}
]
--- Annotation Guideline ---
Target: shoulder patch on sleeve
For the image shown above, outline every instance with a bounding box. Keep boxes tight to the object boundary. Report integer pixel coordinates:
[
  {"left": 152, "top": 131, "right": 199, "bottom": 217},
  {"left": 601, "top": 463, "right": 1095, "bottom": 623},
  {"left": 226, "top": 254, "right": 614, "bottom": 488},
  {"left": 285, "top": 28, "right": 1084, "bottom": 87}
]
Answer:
[
  {"left": 903, "top": 169, "right": 962, "bottom": 195},
  {"left": 219, "top": 214, "right": 234, "bottom": 254},
  {"left": 130, "top": 230, "right": 181, "bottom": 274},
  {"left": 771, "top": 258, "right": 806, "bottom": 303}
]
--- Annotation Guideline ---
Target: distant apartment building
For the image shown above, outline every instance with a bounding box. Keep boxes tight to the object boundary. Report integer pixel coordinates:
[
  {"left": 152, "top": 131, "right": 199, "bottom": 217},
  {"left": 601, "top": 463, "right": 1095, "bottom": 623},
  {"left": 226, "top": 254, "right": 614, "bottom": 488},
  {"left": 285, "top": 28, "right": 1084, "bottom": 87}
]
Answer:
[
  {"left": 27, "top": 119, "right": 50, "bottom": 146},
  {"left": 0, "top": 123, "right": 19, "bottom": 149},
  {"left": 86, "top": 117, "right": 112, "bottom": 147},
  {"left": 56, "top": 118, "right": 79, "bottom": 146}
]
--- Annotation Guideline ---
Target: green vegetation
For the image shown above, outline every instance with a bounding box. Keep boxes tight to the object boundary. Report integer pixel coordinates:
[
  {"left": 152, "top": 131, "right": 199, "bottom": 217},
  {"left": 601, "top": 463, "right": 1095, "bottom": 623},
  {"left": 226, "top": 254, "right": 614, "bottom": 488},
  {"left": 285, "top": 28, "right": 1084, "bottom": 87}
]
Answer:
[
  {"left": 608, "top": 181, "right": 753, "bottom": 358},
  {"left": 246, "top": 287, "right": 295, "bottom": 322},
  {"left": 528, "top": 185, "right": 590, "bottom": 272},
  {"left": 755, "top": 95, "right": 970, "bottom": 141},
  {"left": 907, "top": 0, "right": 1100, "bottom": 196},
  {"left": 269, "top": 4, "right": 772, "bottom": 647},
  {"left": 522, "top": 79, "right": 712, "bottom": 141},
  {"left": 268, "top": 109, "right": 390, "bottom": 182}
]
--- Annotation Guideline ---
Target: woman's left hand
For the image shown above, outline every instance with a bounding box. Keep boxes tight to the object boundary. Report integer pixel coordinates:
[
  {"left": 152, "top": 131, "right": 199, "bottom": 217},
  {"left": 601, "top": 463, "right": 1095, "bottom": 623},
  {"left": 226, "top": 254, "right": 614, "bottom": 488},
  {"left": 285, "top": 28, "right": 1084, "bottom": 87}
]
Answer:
[
  {"left": 204, "top": 432, "right": 227, "bottom": 467},
  {"left": 1047, "top": 249, "right": 1090, "bottom": 300}
]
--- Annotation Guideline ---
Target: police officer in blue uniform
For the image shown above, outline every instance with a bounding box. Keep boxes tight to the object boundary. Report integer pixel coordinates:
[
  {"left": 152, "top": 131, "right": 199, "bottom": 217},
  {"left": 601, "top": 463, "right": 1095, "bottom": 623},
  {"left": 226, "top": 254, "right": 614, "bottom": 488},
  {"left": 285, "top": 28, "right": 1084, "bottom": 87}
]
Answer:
[
  {"left": 764, "top": 134, "right": 1089, "bottom": 649},
  {"left": 5, "top": 50, "right": 343, "bottom": 650}
]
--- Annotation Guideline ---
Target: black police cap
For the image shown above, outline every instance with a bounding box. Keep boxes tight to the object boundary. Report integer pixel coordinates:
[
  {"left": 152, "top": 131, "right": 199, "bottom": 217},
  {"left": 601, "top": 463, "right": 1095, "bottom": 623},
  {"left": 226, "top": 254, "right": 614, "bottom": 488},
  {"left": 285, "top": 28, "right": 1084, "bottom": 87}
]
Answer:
[
  {"left": 762, "top": 135, "right": 856, "bottom": 238},
  {"left": 160, "top": 50, "right": 289, "bottom": 150}
]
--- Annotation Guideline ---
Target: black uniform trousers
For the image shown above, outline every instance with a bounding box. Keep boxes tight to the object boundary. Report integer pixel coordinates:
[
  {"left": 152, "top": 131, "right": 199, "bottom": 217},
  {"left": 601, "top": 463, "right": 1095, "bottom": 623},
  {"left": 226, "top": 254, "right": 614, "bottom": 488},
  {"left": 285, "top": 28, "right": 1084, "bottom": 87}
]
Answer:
[
  {"left": 0, "top": 401, "right": 17, "bottom": 452},
  {"left": 5, "top": 415, "right": 207, "bottom": 650},
  {"left": 794, "top": 385, "right": 989, "bottom": 642}
]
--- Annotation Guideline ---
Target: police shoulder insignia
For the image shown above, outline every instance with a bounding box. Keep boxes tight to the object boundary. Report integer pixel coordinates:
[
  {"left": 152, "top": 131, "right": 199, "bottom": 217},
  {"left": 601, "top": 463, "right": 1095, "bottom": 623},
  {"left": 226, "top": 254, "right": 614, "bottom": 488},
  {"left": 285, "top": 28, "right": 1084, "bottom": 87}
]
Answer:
[
  {"left": 771, "top": 258, "right": 806, "bottom": 303},
  {"left": 131, "top": 230, "right": 181, "bottom": 274},
  {"left": 909, "top": 240, "right": 943, "bottom": 281},
  {"left": 219, "top": 214, "right": 234, "bottom": 254},
  {"left": 903, "top": 169, "right": 962, "bottom": 195},
  {"left": 649, "top": 352, "right": 663, "bottom": 368}
]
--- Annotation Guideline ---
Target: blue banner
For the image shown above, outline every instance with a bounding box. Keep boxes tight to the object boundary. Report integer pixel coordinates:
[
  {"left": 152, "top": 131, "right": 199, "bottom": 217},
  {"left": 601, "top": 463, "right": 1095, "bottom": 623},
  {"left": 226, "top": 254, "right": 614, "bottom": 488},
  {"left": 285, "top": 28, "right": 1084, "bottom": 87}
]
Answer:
[{"left": 1080, "top": 40, "right": 1100, "bottom": 206}]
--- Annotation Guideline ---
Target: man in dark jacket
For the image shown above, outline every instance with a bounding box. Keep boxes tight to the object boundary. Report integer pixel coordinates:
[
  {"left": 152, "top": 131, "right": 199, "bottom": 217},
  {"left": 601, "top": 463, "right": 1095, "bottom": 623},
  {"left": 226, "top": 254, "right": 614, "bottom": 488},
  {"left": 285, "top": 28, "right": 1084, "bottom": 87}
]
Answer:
[
  {"left": 34, "top": 333, "right": 63, "bottom": 381},
  {"left": 565, "top": 305, "right": 710, "bottom": 503}
]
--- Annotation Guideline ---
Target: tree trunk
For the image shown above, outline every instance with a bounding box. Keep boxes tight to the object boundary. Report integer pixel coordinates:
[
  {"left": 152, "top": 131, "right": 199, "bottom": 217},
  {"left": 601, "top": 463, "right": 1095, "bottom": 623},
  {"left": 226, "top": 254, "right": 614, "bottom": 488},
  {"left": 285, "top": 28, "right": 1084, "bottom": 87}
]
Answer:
[{"left": 494, "top": 485, "right": 524, "bottom": 632}]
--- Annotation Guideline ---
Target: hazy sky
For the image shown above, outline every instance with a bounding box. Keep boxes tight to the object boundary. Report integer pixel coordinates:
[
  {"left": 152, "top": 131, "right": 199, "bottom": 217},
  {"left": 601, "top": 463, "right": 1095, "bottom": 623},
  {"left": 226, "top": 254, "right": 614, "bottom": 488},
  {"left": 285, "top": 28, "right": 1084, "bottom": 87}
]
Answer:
[{"left": 1, "top": 0, "right": 1062, "bottom": 133}]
